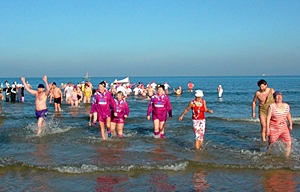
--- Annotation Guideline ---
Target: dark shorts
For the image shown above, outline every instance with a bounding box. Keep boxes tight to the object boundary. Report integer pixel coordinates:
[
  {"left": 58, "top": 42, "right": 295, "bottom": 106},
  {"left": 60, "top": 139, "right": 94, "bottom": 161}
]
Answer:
[
  {"left": 54, "top": 97, "right": 61, "bottom": 104},
  {"left": 36, "top": 109, "right": 48, "bottom": 119}
]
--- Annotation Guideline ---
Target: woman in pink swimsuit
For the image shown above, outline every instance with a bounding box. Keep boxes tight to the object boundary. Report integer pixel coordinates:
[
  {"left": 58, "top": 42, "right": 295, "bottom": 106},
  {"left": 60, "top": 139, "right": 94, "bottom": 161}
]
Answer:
[{"left": 266, "top": 91, "right": 293, "bottom": 157}]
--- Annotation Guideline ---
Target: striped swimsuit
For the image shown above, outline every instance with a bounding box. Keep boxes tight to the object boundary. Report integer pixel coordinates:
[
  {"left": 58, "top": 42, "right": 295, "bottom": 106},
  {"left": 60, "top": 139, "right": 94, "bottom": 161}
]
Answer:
[{"left": 268, "top": 103, "right": 291, "bottom": 144}]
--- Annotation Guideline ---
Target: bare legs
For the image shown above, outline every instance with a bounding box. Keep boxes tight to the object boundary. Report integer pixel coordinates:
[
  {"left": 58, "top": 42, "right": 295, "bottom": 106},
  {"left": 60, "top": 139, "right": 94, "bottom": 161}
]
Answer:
[
  {"left": 153, "top": 119, "right": 165, "bottom": 138},
  {"left": 99, "top": 117, "right": 111, "bottom": 140},
  {"left": 259, "top": 115, "right": 267, "bottom": 142}
]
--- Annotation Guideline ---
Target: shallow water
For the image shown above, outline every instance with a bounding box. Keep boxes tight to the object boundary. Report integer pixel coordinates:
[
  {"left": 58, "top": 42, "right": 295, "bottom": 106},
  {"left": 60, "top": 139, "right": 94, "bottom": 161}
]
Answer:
[{"left": 0, "top": 76, "right": 300, "bottom": 191}]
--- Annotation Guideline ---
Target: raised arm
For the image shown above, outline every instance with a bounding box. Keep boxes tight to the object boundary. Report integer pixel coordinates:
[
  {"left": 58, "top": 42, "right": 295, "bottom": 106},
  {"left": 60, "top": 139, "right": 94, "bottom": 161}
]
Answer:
[
  {"left": 42, "top": 75, "right": 50, "bottom": 96},
  {"left": 21, "top": 77, "right": 37, "bottom": 95}
]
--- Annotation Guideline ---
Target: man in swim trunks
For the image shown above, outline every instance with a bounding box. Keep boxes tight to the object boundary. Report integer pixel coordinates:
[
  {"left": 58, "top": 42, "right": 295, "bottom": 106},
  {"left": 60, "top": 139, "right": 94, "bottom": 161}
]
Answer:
[
  {"left": 147, "top": 85, "right": 156, "bottom": 99},
  {"left": 51, "top": 82, "right": 63, "bottom": 111},
  {"left": 252, "top": 79, "right": 275, "bottom": 142},
  {"left": 21, "top": 75, "right": 50, "bottom": 135},
  {"left": 147, "top": 84, "right": 172, "bottom": 138}
]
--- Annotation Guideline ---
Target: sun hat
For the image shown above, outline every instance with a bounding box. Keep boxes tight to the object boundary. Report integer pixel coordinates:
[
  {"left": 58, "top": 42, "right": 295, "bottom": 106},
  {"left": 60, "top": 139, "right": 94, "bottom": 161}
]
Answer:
[{"left": 195, "top": 90, "right": 204, "bottom": 97}]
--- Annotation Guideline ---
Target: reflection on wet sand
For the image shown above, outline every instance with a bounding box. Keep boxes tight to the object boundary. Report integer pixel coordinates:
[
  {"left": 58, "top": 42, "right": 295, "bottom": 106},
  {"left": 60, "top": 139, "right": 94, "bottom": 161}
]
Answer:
[
  {"left": 193, "top": 169, "right": 209, "bottom": 191},
  {"left": 262, "top": 170, "right": 296, "bottom": 192}
]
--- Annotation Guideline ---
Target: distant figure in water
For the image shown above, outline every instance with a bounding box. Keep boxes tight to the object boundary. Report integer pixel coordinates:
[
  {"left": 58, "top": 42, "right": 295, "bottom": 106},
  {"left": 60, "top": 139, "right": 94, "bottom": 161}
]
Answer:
[
  {"left": 0, "top": 89, "right": 4, "bottom": 113},
  {"left": 173, "top": 86, "right": 182, "bottom": 95},
  {"left": 217, "top": 85, "right": 223, "bottom": 98},
  {"left": 21, "top": 76, "right": 50, "bottom": 135},
  {"left": 266, "top": 91, "right": 293, "bottom": 157},
  {"left": 187, "top": 81, "right": 194, "bottom": 92},
  {"left": 178, "top": 90, "right": 213, "bottom": 150}
]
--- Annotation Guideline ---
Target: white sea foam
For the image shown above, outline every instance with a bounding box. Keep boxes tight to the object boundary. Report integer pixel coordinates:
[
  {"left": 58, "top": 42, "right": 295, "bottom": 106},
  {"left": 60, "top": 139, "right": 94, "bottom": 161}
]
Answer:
[
  {"left": 52, "top": 161, "right": 189, "bottom": 174},
  {"left": 25, "top": 115, "right": 72, "bottom": 137}
]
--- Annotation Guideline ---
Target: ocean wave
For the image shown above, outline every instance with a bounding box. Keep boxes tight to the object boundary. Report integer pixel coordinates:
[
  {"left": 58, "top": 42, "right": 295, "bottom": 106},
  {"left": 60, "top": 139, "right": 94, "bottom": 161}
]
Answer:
[
  {"left": 2, "top": 156, "right": 300, "bottom": 173},
  {"left": 0, "top": 158, "right": 190, "bottom": 173},
  {"left": 209, "top": 116, "right": 260, "bottom": 123}
]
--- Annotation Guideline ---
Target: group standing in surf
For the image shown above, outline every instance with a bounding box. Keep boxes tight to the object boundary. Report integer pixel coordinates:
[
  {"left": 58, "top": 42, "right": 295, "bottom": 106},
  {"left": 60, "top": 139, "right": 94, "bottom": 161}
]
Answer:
[{"left": 0, "top": 77, "right": 294, "bottom": 155}]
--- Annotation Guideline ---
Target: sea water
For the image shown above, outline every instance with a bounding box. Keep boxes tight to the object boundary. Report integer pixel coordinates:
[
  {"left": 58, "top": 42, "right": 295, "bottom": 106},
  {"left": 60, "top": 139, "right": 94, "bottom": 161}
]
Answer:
[{"left": 0, "top": 76, "right": 299, "bottom": 191}]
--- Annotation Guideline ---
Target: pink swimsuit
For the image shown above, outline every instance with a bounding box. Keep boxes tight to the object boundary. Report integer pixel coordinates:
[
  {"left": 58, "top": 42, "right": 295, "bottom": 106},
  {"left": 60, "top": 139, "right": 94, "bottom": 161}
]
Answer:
[{"left": 268, "top": 103, "right": 291, "bottom": 144}]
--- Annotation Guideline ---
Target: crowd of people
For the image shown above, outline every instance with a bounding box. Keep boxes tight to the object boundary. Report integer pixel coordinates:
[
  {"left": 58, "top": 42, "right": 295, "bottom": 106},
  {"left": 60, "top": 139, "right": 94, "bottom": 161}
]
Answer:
[{"left": 0, "top": 77, "right": 293, "bottom": 156}]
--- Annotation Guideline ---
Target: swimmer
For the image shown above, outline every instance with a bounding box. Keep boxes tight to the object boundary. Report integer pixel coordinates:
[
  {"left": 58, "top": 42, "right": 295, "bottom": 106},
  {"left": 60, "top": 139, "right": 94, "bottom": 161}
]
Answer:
[
  {"left": 51, "top": 82, "right": 63, "bottom": 111},
  {"left": 21, "top": 76, "right": 50, "bottom": 135},
  {"left": 266, "top": 91, "right": 293, "bottom": 157},
  {"left": 164, "top": 82, "right": 171, "bottom": 94},
  {"left": 187, "top": 81, "right": 194, "bottom": 92},
  {"left": 0, "top": 89, "right": 4, "bottom": 113},
  {"left": 179, "top": 90, "right": 213, "bottom": 150},
  {"left": 83, "top": 83, "right": 92, "bottom": 103},
  {"left": 88, "top": 89, "right": 98, "bottom": 126},
  {"left": 173, "top": 86, "right": 182, "bottom": 95},
  {"left": 111, "top": 91, "right": 130, "bottom": 137},
  {"left": 252, "top": 79, "right": 275, "bottom": 142},
  {"left": 147, "top": 84, "right": 172, "bottom": 138},
  {"left": 147, "top": 85, "right": 156, "bottom": 98},
  {"left": 70, "top": 86, "right": 79, "bottom": 107},
  {"left": 64, "top": 82, "right": 73, "bottom": 104},
  {"left": 93, "top": 81, "right": 116, "bottom": 140},
  {"left": 217, "top": 85, "right": 223, "bottom": 98}
]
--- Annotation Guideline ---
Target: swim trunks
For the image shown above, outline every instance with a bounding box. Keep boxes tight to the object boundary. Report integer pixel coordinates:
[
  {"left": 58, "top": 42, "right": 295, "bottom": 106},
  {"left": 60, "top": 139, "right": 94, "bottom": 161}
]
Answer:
[
  {"left": 193, "top": 119, "right": 206, "bottom": 141},
  {"left": 35, "top": 109, "right": 48, "bottom": 119},
  {"left": 54, "top": 97, "right": 61, "bottom": 104}
]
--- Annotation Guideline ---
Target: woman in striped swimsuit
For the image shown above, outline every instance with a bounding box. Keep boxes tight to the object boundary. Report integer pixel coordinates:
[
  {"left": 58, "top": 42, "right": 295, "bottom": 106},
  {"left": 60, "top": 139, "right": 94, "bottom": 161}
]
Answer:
[{"left": 266, "top": 91, "right": 293, "bottom": 157}]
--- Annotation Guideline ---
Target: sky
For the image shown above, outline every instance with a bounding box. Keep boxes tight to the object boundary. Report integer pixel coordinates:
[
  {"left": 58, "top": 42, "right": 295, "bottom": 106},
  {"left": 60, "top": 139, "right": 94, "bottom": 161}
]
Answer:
[{"left": 0, "top": 0, "right": 299, "bottom": 78}]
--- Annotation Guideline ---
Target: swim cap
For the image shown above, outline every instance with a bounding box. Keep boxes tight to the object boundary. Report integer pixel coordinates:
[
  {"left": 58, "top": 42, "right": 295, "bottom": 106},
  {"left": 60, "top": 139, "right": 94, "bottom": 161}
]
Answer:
[
  {"left": 195, "top": 90, "right": 204, "bottom": 97},
  {"left": 157, "top": 84, "right": 165, "bottom": 89},
  {"left": 38, "top": 84, "right": 45, "bottom": 88},
  {"left": 99, "top": 81, "right": 106, "bottom": 87},
  {"left": 273, "top": 91, "right": 282, "bottom": 99}
]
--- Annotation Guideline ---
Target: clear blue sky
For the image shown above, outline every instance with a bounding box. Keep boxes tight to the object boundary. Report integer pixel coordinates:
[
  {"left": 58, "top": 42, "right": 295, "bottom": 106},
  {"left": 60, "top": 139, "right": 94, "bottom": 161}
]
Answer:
[{"left": 1, "top": 0, "right": 299, "bottom": 77}]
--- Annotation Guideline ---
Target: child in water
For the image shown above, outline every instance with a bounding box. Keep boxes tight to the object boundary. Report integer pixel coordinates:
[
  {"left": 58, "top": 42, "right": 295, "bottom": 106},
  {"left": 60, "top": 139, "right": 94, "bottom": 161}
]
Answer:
[{"left": 111, "top": 91, "right": 130, "bottom": 137}]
